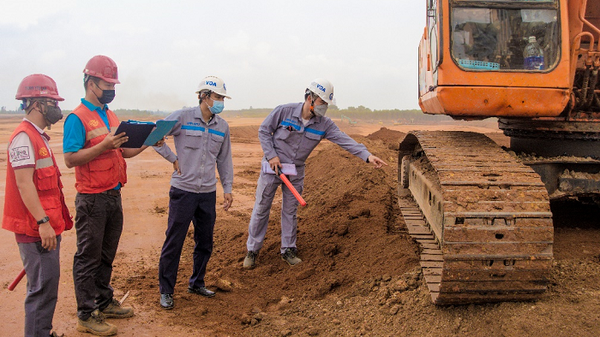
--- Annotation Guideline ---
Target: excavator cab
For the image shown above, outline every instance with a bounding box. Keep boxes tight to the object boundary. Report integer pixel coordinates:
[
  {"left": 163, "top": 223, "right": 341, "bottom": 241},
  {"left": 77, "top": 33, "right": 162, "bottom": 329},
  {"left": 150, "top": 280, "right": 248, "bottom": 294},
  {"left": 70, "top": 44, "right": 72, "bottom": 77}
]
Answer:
[
  {"left": 417, "top": 0, "right": 600, "bottom": 195},
  {"left": 419, "top": 0, "right": 571, "bottom": 118}
]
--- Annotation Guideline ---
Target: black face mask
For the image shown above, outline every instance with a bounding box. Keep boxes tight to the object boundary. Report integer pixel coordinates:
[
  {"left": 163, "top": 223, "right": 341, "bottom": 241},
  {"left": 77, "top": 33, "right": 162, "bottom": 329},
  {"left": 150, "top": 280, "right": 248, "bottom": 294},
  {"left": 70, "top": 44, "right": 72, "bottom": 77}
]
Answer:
[
  {"left": 44, "top": 105, "right": 63, "bottom": 124},
  {"left": 97, "top": 89, "right": 115, "bottom": 104},
  {"left": 94, "top": 82, "right": 116, "bottom": 104},
  {"left": 35, "top": 101, "right": 62, "bottom": 129}
]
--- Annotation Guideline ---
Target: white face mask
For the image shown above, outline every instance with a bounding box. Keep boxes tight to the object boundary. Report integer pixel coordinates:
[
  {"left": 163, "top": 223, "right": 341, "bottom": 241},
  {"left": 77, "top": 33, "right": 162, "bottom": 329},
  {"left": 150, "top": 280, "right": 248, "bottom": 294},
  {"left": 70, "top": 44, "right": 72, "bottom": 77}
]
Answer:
[{"left": 313, "top": 104, "right": 328, "bottom": 117}]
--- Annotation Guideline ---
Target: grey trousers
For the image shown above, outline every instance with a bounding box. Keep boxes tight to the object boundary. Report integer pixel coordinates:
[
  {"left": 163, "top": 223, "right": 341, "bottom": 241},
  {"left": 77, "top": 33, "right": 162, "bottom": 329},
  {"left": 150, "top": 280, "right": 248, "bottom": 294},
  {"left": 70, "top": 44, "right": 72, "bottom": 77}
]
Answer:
[
  {"left": 18, "top": 235, "right": 61, "bottom": 337},
  {"left": 246, "top": 168, "right": 305, "bottom": 254},
  {"left": 73, "top": 193, "right": 123, "bottom": 320}
]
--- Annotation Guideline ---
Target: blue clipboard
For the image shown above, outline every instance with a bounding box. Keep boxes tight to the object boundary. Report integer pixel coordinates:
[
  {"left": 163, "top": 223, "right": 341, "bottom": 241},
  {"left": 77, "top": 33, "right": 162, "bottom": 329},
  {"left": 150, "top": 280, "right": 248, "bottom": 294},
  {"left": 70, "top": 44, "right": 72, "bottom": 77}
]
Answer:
[
  {"left": 114, "top": 120, "right": 176, "bottom": 148},
  {"left": 144, "top": 120, "right": 177, "bottom": 146}
]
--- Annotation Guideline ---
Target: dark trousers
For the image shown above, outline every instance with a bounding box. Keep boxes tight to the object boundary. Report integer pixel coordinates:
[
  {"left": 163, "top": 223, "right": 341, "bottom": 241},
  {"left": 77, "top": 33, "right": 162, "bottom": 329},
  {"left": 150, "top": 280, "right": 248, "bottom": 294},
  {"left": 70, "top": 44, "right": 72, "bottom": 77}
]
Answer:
[
  {"left": 73, "top": 193, "right": 123, "bottom": 320},
  {"left": 18, "top": 235, "right": 61, "bottom": 337},
  {"left": 159, "top": 187, "right": 216, "bottom": 294}
]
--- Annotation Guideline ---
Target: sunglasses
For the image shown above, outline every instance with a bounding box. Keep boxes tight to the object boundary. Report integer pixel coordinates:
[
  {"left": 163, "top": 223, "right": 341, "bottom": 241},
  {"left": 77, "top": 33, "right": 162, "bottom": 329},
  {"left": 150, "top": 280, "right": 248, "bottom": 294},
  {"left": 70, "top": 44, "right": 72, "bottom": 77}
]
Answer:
[{"left": 41, "top": 99, "right": 59, "bottom": 107}]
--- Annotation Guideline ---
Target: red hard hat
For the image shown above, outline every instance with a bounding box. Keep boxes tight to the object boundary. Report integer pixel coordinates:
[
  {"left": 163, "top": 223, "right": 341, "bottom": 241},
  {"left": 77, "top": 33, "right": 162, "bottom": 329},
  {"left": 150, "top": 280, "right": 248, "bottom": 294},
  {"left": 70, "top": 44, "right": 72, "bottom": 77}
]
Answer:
[
  {"left": 83, "top": 55, "right": 120, "bottom": 84},
  {"left": 15, "top": 74, "right": 64, "bottom": 101}
]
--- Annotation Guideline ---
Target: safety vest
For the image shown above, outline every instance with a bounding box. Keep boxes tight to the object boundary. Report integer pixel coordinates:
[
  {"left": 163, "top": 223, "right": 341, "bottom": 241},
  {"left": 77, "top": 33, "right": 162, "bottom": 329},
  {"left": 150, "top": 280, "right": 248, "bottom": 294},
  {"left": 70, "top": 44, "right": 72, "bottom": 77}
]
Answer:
[
  {"left": 72, "top": 104, "right": 127, "bottom": 193},
  {"left": 2, "top": 121, "right": 73, "bottom": 237}
]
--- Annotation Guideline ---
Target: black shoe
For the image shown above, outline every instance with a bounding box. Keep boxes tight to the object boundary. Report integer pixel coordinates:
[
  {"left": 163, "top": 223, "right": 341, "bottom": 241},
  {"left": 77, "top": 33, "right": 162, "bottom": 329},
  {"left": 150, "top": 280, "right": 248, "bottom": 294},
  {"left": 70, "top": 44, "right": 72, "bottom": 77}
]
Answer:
[
  {"left": 188, "top": 286, "right": 216, "bottom": 298},
  {"left": 160, "top": 293, "right": 174, "bottom": 309}
]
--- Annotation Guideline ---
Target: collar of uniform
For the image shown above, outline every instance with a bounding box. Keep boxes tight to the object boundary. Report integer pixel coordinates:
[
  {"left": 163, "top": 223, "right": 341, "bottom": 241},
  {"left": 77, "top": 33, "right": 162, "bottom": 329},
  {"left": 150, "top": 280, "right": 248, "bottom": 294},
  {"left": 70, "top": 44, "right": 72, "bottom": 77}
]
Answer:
[
  {"left": 22, "top": 117, "right": 50, "bottom": 140},
  {"left": 201, "top": 114, "right": 216, "bottom": 125},
  {"left": 81, "top": 98, "right": 108, "bottom": 114},
  {"left": 194, "top": 106, "right": 216, "bottom": 125},
  {"left": 291, "top": 103, "right": 303, "bottom": 121},
  {"left": 292, "top": 102, "right": 320, "bottom": 127}
]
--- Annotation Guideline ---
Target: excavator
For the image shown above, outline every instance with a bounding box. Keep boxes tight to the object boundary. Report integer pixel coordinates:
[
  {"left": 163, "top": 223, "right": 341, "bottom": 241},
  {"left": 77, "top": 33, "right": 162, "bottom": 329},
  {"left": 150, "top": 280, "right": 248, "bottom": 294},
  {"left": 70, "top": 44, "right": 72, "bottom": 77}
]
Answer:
[{"left": 400, "top": 0, "right": 600, "bottom": 304}]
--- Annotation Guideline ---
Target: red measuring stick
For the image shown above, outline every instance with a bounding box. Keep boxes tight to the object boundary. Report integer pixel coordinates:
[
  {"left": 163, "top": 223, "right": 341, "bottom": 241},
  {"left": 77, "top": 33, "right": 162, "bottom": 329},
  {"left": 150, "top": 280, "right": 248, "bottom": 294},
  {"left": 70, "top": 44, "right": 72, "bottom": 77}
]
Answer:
[
  {"left": 8, "top": 268, "right": 26, "bottom": 291},
  {"left": 277, "top": 168, "right": 307, "bottom": 207}
]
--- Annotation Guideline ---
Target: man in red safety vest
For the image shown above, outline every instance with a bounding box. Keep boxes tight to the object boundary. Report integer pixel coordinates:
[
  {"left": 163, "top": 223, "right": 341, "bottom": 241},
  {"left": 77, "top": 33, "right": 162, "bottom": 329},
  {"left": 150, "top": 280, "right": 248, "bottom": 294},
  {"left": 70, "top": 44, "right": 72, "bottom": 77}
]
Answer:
[
  {"left": 3, "top": 74, "right": 73, "bottom": 337},
  {"left": 63, "top": 55, "right": 149, "bottom": 336}
]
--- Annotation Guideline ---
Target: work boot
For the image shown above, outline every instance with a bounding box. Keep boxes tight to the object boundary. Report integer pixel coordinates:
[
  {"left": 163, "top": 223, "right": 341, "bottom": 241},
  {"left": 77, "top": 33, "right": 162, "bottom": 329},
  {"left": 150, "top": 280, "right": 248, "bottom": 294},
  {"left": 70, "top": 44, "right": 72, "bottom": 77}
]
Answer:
[
  {"left": 243, "top": 251, "right": 258, "bottom": 269},
  {"left": 160, "top": 293, "right": 174, "bottom": 310},
  {"left": 281, "top": 247, "right": 302, "bottom": 266},
  {"left": 188, "top": 286, "right": 216, "bottom": 297},
  {"left": 77, "top": 309, "right": 118, "bottom": 336},
  {"left": 101, "top": 298, "right": 134, "bottom": 318}
]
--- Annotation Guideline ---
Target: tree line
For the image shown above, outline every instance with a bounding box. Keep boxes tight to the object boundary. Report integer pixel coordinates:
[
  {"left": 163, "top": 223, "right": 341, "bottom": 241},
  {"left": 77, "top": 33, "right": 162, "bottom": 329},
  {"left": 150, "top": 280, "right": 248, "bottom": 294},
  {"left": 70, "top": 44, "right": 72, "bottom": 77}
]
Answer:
[
  {"left": 221, "top": 106, "right": 456, "bottom": 124},
  {"left": 1, "top": 105, "right": 458, "bottom": 124}
]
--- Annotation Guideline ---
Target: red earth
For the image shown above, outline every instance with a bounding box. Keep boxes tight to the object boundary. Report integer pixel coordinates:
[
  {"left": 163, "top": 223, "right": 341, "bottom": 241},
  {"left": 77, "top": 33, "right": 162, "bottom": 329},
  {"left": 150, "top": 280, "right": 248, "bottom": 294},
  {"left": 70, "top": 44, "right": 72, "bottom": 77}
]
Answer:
[{"left": 1, "top": 116, "right": 599, "bottom": 337}]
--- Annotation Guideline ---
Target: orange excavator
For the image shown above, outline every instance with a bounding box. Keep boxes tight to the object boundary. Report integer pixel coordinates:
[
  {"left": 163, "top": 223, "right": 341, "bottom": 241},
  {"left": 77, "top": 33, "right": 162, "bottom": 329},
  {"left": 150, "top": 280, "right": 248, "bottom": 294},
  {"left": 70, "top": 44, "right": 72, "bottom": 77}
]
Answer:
[{"left": 400, "top": 0, "right": 600, "bottom": 304}]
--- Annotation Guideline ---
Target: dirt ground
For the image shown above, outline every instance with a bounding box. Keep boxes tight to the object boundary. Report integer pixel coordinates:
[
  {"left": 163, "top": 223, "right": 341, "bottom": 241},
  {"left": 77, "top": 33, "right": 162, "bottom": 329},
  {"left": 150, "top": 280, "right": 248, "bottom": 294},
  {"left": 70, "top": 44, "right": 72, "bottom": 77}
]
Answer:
[{"left": 1, "top": 116, "right": 600, "bottom": 337}]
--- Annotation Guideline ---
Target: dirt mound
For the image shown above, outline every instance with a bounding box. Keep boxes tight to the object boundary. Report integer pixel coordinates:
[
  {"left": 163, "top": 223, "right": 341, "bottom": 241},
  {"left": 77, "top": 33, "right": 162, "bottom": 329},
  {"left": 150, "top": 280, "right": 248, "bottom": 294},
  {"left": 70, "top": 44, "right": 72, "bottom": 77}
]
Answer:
[
  {"left": 230, "top": 125, "right": 260, "bottom": 142},
  {"left": 114, "top": 135, "right": 419, "bottom": 336},
  {"left": 366, "top": 127, "right": 406, "bottom": 143},
  {"left": 366, "top": 127, "right": 406, "bottom": 150}
]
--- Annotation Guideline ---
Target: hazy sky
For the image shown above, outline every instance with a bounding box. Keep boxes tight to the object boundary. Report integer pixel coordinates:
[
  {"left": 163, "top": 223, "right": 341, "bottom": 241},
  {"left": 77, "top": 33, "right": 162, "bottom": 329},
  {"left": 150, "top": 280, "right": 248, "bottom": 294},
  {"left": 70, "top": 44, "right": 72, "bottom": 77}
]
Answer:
[{"left": 0, "top": 0, "right": 425, "bottom": 112}]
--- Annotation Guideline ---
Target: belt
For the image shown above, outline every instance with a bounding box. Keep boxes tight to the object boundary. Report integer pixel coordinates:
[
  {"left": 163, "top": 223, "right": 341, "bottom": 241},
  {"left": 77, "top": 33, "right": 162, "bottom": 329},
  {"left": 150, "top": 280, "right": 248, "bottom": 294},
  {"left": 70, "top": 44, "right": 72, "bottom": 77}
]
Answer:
[{"left": 101, "top": 189, "right": 121, "bottom": 196}]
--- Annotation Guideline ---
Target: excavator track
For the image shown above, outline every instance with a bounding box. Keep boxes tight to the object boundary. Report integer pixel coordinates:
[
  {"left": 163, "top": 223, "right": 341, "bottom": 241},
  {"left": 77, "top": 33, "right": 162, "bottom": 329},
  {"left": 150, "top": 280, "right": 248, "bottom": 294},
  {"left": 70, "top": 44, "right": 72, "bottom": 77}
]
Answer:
[{"left": 398, "top": 131, "right": 554, "bottom": 305}]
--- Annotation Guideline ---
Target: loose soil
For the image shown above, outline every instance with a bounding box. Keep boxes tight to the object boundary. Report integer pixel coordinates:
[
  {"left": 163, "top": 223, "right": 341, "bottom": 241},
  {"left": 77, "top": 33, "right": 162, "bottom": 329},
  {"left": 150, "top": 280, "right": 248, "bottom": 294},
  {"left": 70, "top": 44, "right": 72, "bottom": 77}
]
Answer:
[{"left": 1, "top": 117, "right": 599, "bottom": 337}]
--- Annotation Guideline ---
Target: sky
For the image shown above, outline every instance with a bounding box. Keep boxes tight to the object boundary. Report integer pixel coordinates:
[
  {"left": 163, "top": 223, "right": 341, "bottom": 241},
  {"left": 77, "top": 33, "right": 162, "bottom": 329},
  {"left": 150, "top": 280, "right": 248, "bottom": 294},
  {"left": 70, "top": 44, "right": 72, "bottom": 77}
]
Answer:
[{"left": 0, "top": 0, "right": 425, "bottom": 112}]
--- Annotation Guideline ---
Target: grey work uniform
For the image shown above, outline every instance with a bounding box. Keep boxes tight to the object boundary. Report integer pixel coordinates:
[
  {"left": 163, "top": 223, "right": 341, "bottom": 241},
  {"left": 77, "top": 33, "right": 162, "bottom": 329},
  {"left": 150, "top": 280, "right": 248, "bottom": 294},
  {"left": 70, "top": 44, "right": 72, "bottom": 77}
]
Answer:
[
  {"left": 154, "top": 106, "right": 233, "bottom": 194},
  {"left": 246, "top": 102, "right": 371, "bottom": 253},
  {"left": 154, "top": 106, "right": 233, "bottom": 294}
]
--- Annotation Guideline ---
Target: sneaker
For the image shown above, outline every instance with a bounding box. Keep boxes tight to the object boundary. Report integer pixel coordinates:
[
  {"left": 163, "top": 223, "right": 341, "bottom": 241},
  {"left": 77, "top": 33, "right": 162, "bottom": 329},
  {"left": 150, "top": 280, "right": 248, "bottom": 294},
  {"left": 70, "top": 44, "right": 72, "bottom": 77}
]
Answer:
[
  {"left": 243, "top": 251, "right": 258, "bottom": 269},
  {"left": 76, "top": 309, "right": 118, "bottom": 336},
  {"left": 101, "top": 298, "right": 134, "bottom": 318},
  {"left": 281, "top": 248, "right": 302, "bottom": 266},
  {"left": 188, "top": 286, "right": 216, "bottom": 297},
  {"left": 160, "top": 293, "right": 174, "bottom": 310}
]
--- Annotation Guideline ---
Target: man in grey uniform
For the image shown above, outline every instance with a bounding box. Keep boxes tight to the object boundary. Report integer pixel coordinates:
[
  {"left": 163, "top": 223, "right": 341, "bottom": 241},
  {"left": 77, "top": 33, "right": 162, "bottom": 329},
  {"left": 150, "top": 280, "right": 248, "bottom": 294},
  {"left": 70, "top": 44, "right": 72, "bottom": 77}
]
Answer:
[
  {"left": 243, "top": 78, "right": 387, "bottom": 269},
  {"left": 154, "top": 76, "right": 234, "bottom": 309}
]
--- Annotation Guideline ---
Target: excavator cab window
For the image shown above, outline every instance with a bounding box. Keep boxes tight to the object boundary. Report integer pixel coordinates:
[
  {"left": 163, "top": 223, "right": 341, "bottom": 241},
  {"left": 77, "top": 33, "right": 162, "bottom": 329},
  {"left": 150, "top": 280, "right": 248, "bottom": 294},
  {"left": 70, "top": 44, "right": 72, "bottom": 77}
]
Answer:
[{"left": 451, "top": 0, "right": 560, "bottom": 72}]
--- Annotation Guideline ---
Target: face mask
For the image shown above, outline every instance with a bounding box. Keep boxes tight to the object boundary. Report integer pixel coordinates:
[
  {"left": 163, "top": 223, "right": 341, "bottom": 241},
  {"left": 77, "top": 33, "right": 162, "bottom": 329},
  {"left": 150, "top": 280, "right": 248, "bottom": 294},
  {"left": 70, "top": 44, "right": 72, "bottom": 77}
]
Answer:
[
  {"left": 313, "top": 104, "right": 328, "bottom": 117},
  {"left": 97, "top": 89, "right": 115, "bottom": 104},
  {"left": 209, "top": 100, "right": 224, "bottom": 114},
  {"left": 94, "top": 82, "right": 116, "bottom": 104},
  {"left": 36, "top": 101, "right": 62, "bottom": 128},
  {"left": 44, "top": 105, "right": 63, "bottom": 124}
]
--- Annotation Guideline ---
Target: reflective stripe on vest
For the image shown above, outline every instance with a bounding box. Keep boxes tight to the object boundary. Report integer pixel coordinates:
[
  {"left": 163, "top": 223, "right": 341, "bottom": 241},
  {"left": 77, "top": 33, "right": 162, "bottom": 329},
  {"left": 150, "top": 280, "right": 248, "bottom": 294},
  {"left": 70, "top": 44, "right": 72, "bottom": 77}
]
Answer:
[
  {"left": 36, "top": 157, "right": 54, "bottom": 169},
  {"left": 86, "top": 126, "right": 110, "bottom": 141}
]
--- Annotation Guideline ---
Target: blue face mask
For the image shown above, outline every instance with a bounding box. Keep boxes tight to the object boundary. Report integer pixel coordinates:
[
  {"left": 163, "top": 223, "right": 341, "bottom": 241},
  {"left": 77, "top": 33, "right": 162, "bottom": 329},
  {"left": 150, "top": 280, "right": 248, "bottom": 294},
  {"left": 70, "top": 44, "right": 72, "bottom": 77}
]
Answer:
[{"left": 209, "top": 100, "right": 224, "bottom": 114}]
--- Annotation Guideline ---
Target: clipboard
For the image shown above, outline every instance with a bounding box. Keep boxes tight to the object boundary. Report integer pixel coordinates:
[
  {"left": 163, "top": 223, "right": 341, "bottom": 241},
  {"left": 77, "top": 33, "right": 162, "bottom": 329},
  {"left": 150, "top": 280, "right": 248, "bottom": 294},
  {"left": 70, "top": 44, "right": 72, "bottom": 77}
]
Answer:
[
  {"left": 144, "top": 120, "right": 177, "bottom": 146},
  {"left": 114, "top": 120, "right": 177, "bottom": 148}
]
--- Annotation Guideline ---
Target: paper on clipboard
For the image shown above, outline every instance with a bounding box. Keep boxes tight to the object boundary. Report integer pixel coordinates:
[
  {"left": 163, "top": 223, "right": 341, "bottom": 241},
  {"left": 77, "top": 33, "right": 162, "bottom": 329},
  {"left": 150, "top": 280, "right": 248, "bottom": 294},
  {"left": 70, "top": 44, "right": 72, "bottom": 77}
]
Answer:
[{"left": 262, "top": 162, "right": 297, "bottom": 176}]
